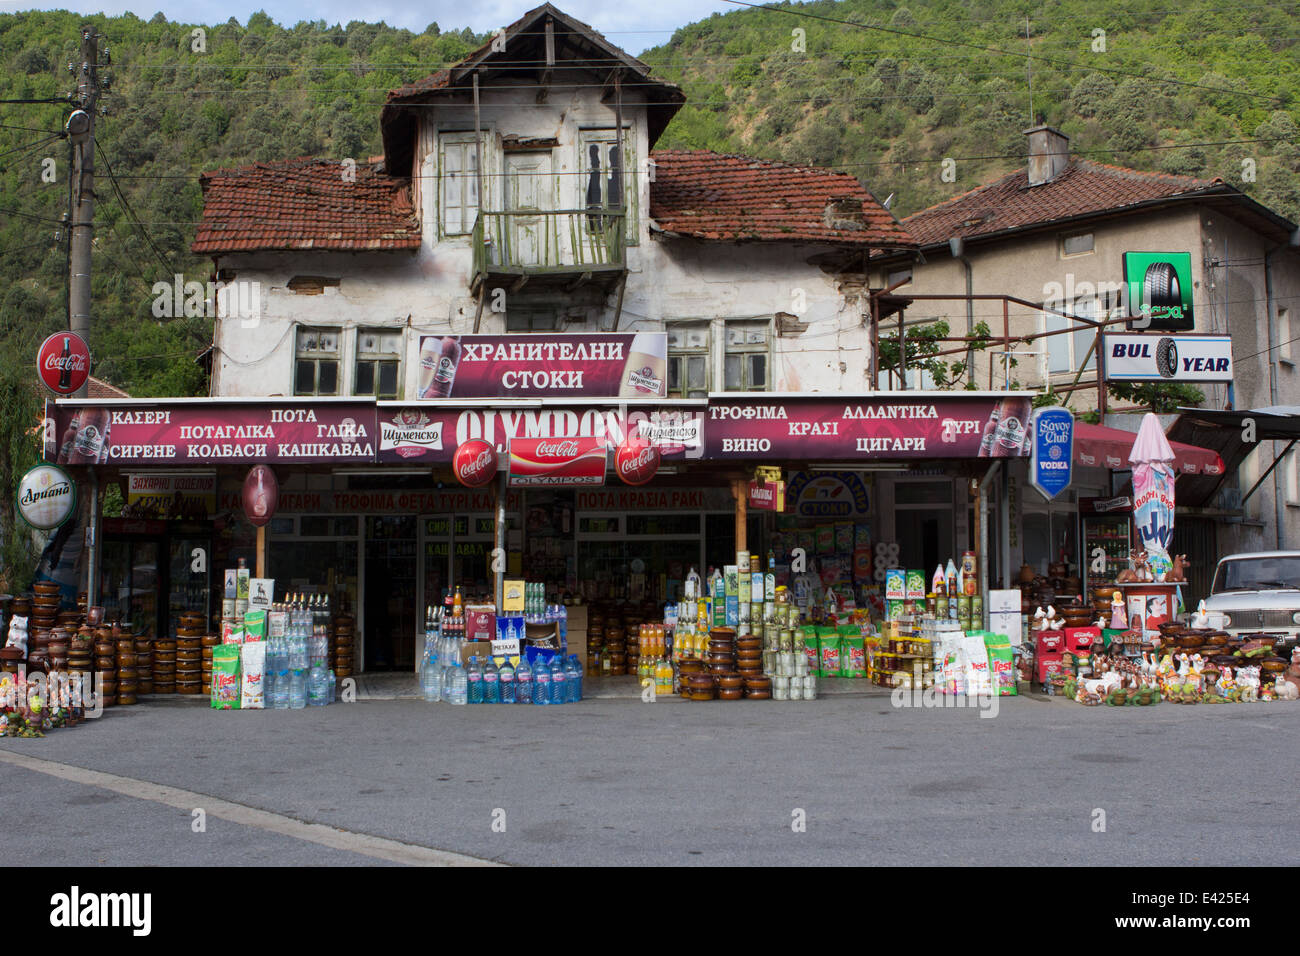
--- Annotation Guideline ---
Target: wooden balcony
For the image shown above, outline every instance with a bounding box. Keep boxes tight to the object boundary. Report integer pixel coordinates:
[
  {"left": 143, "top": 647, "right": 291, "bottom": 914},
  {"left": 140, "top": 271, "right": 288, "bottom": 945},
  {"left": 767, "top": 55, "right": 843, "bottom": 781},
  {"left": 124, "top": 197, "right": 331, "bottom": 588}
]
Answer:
[{"left": 470, "top": 209, "right": 627, "bottom": 295}]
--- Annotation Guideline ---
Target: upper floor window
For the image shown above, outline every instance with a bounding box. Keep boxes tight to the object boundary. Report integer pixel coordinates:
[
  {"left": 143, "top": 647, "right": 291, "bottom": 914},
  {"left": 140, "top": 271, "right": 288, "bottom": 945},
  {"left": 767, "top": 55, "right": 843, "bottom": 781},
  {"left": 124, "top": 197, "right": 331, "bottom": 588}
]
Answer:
[
  {"left": 1279, "top": 307, "right": 1293, "bottom": 364},
  {"left": 579, "top": 128, "right": 637, "bottom": 246},
  {"left": 1043, "top": 295, "right": 1100, "bottom": 376},
  {"left": 505, "top": 308, "right": 559, "bottom": 333},
  {"left": 354, "top": 330, "right": 403, "bottom": 399},
  {"left": 294, "top": 327, "right": 340, "bottom": 396},
  {"left": 723, "top": 320, "right": 769, "bottom": 391},
  {"left": 667, "top": 322, "right": 709, "bottom": 398},
  {"left": 439, "top": 132, "right": 481, "bottom": 237}
]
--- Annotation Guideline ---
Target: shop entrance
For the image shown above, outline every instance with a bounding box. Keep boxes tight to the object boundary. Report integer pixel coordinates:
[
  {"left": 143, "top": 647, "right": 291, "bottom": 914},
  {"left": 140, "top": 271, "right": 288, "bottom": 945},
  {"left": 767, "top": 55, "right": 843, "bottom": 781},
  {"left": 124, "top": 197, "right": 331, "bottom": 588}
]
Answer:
[
  {"left": 894, "top": 480, "right": 955, "bottom": 573},
  {"left": 364, "top": 516, "right": 417, "bottom": 671}
]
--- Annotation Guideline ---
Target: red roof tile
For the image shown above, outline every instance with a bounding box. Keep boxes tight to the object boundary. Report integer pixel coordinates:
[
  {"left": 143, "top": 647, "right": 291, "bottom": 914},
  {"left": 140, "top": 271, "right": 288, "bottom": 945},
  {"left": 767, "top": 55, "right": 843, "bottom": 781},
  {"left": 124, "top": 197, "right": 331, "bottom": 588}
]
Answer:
[
  {"left": 192, "top": 158, "right": 420, "bottom": 255},
  {"left": 902, "top": 160, "right": 1225, "bottom": 248},
  {"left": 87, "top": 375, "right": 128, "bottom": 399},
  {"left": 649, "top": 150, "right": 916, "bottom": 249}
]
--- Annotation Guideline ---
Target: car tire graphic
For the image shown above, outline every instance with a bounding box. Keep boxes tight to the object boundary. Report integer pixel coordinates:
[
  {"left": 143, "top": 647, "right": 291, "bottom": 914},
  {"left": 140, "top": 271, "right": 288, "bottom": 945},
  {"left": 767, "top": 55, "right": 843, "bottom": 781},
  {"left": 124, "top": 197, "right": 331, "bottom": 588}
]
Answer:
[
  {"left": 1155, "top": 337, "right": 1178, "bottom": 378},
  {"left": 1143, "top": 261, "right": 1181, "bottom": 320}
]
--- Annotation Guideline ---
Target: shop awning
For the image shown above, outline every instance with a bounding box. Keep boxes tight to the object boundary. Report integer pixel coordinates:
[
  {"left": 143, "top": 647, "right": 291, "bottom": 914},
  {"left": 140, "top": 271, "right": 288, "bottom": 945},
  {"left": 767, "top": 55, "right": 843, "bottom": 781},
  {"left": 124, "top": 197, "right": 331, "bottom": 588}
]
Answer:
[
  {"left": 1072, "top": 422, "right": 1225, "bottom": 476},
  {"left": 1169, "top": 406, "right": 1300, "bottom": 508}
]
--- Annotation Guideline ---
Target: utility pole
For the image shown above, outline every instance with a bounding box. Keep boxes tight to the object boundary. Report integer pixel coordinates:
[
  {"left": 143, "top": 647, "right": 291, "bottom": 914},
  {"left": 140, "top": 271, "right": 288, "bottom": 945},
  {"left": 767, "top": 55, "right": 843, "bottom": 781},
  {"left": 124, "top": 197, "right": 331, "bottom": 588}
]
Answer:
[{"left": 67, "top": 25, "right": 100, "bottom": 400}]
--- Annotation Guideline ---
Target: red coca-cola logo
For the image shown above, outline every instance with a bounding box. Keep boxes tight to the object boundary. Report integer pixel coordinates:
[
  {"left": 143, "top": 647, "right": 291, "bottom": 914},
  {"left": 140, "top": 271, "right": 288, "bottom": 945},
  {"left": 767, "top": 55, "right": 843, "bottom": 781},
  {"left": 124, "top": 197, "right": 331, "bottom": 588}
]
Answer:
[
  {"left": 615, "top": 438, "right": 659, "bottom": 486},
  {"left": 536, "top": 439, "right": 581, "bottom": 458},
  {"left": 453, "top": 440, "right": 498, "bottom": 488},
  {"left": 36, "top": 332, "right": 91, "bottom": 395},
  {"left": 241, "top": 464, "right": 279, "bottom": 527}
]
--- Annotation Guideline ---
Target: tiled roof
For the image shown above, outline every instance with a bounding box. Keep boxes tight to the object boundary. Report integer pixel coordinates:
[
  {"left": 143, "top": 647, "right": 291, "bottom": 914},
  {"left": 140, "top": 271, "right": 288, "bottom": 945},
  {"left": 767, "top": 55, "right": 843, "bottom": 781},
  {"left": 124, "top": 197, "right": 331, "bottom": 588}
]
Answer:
[
  {"left": 386, "top": 68, "right": 451, "bottom": 103},
  {"left": 87, "top": 375, "right": 128, "bottom": 399},
  {"left": 192, "top": 158, "right": 420, "bottom": 254},
  {"left": 902, "top": 160, "right": 1224, "bottom": 248},
  {"left": 649, "top": 150, "right": 917, "bottom": 249}
]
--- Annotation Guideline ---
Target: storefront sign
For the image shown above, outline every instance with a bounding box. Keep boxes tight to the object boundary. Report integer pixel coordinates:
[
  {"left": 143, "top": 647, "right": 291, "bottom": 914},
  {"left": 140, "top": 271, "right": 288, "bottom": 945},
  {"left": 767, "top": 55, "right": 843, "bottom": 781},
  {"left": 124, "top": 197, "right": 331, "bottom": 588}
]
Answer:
[
  {"left": 1028, "top": 407, "right": 1074, "bottom": 501},
  {"left": 574, "top": 488, "right": 733, "bottom": 512},
  {"left": 376, "top": 404, "right": 702, "bottom": 463},
  {"left": 1123, "top": 252, "right": 1194, "bottom": 330},
  {"left": 16, "top": 464, "right": 76, "bottom": 530},
  {"left": 242, "top": 465, "right": 279, "bottom": 527},
  {"left": 705, "top": 396, "right": 1032, "bottom": 460},
  {"left": 126, "top": 473, "right": 217, "bottom": 516},
  {"left": 786, "top": 471, "right": 870, "bottom": 517},
  {"left": 219, "top": 488, "right": 518, "bottom": 515},
  {"left": 508, "top": 437, "right": 607, "bottom": 487},
  {"left": 380, "top": 408, "right": 445, "bottom": 459},
  {"left": 416, "top": 333, "right": 667, "bottom": 399},
  {"left": 747, "top": 479, "right": 786, "bottom": 512},
  {"left": 1103, "top": 333, "right": 1232, "bottom": 382},
  {"left": 45, "top": 402, "right": 377, "bottom": 465},
  {"left": 614, "top": 437, "right": 660, "bottom": 486},
  {"left": 37, "top": 332, "right": 90, "bottom": 395},
  {"left": 452, "top": 440, "right": 499, "bottom": 487}
]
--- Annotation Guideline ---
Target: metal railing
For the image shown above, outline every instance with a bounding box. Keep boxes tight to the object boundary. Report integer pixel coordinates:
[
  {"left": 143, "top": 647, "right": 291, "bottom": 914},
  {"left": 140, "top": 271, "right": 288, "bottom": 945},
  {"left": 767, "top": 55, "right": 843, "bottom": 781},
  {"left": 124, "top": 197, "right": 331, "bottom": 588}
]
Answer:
[{"left": 471, "top": 209, "right": 626, "bottom": 280}]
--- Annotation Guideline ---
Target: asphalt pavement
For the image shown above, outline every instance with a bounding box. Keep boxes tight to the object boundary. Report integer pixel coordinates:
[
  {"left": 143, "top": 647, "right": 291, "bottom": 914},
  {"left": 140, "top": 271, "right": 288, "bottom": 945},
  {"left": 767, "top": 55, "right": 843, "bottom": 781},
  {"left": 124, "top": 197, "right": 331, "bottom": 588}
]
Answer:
[{"left": 3, "top": 688, "right": 1298, "bottom": 866}]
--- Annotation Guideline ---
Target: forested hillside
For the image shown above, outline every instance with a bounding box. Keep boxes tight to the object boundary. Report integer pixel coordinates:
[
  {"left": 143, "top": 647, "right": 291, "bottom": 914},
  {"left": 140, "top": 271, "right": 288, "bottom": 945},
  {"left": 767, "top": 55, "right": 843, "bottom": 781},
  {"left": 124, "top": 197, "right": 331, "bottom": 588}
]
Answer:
[{"left": 641, "top": 0, "right": 1300, "bottom": 221}]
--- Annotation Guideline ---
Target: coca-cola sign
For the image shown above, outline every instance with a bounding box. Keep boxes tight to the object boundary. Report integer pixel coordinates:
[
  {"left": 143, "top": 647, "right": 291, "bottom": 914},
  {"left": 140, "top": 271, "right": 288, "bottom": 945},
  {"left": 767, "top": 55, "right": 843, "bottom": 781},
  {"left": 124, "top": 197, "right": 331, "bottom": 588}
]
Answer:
[
  {"left": 508, "top": 436, "right": 607, "bottom": 488},
  {"left": 37, "top": 332, "right": 91, "bottom": 395},
  {"left": 452, "top": 440, "right": 498, "bottom": 488},
  {"left": 614, "top": 437, "right": 659, "bottom": 486},
  {"left": 242, "top": 464, "right": 279, "bottom": 527},
  {"left": 16, "top": 464, "right": 77, "bottom": 530}
]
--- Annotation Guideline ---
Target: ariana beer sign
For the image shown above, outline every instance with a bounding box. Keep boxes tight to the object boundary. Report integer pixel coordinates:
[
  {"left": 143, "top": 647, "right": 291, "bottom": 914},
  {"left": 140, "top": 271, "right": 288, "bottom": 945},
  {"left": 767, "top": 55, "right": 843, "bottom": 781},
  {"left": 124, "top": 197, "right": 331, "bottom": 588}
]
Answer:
[
  {"left": 17, "top": 464, "right": 76, "bottom": 530},
  {"left": 37, "top": 332, "right": 90, "bottom": 395}
]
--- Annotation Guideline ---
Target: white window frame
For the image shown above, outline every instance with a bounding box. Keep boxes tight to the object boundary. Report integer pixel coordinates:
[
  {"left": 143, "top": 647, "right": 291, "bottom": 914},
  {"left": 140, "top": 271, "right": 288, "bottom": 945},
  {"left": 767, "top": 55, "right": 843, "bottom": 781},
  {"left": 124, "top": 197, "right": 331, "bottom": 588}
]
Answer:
[
  {"left": 1042, "top": 295, "right": 1100, "bottom": 377},
  {"left": 578, "top": 127, "right": 638, "bottom": 246},
  {"left": 722, "top": 319, "right": 771, "bottom": 392},
  {"left": 293, "top": 326, "right": 342, "bottom": 397},
  {"left": 667, "top": 321, "right": 710, "bottom": 398},
  {"left": 352, "top": 329, "right": 404, "bottom": 399},
  {"left": 438, "top": 131, "right": 482, "bottom": 238}
]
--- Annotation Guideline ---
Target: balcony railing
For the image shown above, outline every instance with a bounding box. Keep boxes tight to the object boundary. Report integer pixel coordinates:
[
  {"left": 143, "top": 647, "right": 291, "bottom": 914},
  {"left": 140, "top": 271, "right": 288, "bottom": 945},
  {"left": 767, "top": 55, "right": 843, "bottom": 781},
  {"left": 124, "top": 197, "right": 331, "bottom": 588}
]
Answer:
[{"left": 471, "top": 209, "right": 626, "bottom": 290}]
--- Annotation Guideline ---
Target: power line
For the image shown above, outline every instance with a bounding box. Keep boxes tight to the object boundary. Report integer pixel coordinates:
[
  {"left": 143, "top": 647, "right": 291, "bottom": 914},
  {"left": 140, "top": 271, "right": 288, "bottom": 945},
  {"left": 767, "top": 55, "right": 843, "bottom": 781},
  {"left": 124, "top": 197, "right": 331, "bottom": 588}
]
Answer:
[{"left": 96, "top": 141, "right": 175, "bottom": 278}]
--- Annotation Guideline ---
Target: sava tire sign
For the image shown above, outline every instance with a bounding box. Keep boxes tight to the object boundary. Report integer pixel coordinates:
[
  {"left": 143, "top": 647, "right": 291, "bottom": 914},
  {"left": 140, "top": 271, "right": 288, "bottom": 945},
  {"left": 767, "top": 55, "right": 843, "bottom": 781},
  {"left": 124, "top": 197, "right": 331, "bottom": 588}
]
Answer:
[{"left": 1103, "top": 334, "right": 1233, "bottom": 382}]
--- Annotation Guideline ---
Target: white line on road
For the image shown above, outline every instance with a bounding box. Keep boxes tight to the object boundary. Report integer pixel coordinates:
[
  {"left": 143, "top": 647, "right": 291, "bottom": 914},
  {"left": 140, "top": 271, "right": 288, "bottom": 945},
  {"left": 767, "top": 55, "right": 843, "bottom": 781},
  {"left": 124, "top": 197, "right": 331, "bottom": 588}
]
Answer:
[{"left": 0, "top": 748, "right": 502, "bottom": 867}]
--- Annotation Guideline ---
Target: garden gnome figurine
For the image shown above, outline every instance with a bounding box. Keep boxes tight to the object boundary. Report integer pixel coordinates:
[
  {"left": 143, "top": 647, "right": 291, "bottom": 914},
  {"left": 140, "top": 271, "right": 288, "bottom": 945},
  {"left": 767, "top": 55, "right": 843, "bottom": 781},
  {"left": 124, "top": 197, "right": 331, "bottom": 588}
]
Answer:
[{"left": 1109, "top": 591, "right": 1127, "bottom": 630}]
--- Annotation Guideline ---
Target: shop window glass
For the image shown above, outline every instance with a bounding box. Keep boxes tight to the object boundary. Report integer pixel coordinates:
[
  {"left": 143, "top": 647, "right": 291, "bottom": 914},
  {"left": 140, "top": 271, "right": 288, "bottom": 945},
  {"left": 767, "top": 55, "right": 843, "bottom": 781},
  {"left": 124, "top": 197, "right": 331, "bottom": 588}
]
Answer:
[
  {"left": 667, "top": 323, "right": 709, "bottom": 398},
  {"left": 894, "top": 481, "right": 953, "bottom": 506},
  {"left": 354, "top": 330, "right": 403, "bottom": 399}
]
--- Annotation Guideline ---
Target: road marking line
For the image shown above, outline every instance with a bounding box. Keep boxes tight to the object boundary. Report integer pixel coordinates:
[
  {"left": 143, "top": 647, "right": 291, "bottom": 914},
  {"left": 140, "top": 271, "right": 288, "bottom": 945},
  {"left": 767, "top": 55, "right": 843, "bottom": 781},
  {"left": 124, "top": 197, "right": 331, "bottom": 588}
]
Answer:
[{"left": 0, "top": 749, "right": 501, "bottom": 867}]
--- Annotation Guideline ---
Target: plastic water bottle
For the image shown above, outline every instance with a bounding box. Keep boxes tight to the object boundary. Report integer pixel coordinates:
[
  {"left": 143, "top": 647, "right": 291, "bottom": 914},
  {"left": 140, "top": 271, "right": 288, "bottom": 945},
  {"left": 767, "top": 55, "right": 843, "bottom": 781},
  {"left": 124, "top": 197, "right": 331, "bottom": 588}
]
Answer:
[
  {"left": 499, "top": 658, "right": 516, "bottom": 704},
  {"left": 550, "top": 654, "right": 566, "bottom": 704},
  {"left": 467, "top": 656, "right": 484, "bottom": 704},
  {"left": 420, "top": 644, "right": 440, "bottom": 702},
  {"left": 533, "top": 657, "right": 551, "bottom": 705},
  {"left": 566, "top": 655, "right": 582, "bottom": 702},
  {"left": 516, "top": 658, "right": 533, "bottom": 704},
  {"left": 483, "top": 658, "right": 500, "bottom": 704},
  {"left": 558, "top": 605, "right": 568, "bottom": 647},
  {"left": 447, "top": 661, "right": 467, "bottom": 705},
  {"left": 327, "top": 669, "right": 336, "bottom": 704},
  {"left": 308, "top": 664, "right": 327, "bottom": 706},
  {"left": 289, "top": 669, "right": 306, "bottom": 709},
  {"left": 270, "top": 669, "right": 288, "bottom": 709}
]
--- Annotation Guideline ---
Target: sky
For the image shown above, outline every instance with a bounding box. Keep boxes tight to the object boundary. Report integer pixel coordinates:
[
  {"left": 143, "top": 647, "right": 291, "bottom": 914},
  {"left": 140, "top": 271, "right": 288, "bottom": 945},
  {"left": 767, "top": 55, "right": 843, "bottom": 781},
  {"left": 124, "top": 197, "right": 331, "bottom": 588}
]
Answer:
[{"left": 5, "top": 0, "right": 740, "bottom": 54}]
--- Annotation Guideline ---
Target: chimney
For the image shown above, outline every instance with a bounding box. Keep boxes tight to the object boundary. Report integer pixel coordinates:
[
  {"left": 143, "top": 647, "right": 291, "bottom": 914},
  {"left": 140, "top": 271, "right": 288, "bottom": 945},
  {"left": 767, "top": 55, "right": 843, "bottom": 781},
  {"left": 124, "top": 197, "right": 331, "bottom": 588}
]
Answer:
[{"left": 1024, "top": 125, "right": 1069, "bottom": 186}]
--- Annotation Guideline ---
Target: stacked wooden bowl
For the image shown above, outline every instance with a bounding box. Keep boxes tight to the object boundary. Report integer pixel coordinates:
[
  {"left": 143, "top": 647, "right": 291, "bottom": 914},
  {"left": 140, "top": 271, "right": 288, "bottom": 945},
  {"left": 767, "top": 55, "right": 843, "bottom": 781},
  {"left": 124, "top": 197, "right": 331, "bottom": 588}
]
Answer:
[
  {"left": 115, "top": 631, "right": 140, "bottom": 706},
  {"left": 69, "top": 625, "right": 93, "bottom": 675},
  {"left": 152, "top": 636, "right": 176, "bottom": 694},
  {"left": 622, "top": 625, "right": 639, "bottom": 676},
  {"left": 31, "top": 583, "right": 60, "bottom": 634},
  {"left": 735, "top": 634, "right": 763, "bottom": 678},
  {"left": 716, "top": 672, "right": 744, "bottom": 700},
  {"left": 685, "top": 672, "right": 716, "bottom": 700},
  {"left": 334, "top": 613, "right": 355, "bottom": 678},
  {"left": 677, "top": 658, "right": 706, "bottom": 697},
  {"left": 175, "top": 625, "right": 204, "bottom": 695},
  {"left": 706, "top": 627, "right": 736, "bottom": 676},
  {"left": 47, "top": 627, "right": 70, "bottom": 672},
  {"left": 201, "top": 634, "right": 220, "bottom": 690},
  {"left": 744, "top": 675, "right": 772, "bottom": 699}
]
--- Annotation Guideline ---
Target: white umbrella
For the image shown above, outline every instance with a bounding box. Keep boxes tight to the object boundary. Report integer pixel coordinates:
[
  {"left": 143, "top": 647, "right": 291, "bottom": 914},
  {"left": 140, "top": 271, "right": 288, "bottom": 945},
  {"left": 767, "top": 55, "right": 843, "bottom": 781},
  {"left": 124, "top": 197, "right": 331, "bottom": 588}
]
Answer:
[{"left": 1129, "top": 413, "right": 1176, "bottom": 584}]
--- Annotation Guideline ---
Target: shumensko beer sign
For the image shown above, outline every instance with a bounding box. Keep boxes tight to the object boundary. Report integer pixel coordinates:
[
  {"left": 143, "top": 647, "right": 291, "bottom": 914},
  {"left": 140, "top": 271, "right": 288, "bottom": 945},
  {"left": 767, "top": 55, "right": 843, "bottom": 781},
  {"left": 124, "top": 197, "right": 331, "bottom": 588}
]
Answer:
[
  {"left": 415, "top": 333, "right": 667, "bottom": 399},
  {"left": 36, "top": 332, "right": 90, "bottom": 395},
  {"left": 17, "top": 464, "right": 76, "bottom": 530},
  {"left": 1103, "top": 334, "right": 1233, "bottom": 382}
]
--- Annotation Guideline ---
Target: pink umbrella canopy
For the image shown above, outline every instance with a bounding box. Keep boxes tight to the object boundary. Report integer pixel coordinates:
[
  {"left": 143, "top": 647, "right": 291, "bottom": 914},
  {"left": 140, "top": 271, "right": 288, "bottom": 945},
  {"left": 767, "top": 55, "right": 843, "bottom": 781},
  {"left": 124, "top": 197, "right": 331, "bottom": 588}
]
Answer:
[{"left": 1128, "top": 412, "right": 1175, "bottom": 465}]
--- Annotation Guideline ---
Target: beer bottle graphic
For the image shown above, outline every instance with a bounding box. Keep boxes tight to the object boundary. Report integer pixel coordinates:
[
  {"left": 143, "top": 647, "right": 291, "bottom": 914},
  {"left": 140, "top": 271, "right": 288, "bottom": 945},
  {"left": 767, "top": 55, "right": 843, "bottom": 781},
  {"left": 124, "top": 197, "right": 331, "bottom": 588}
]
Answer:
[
  {"left": 618, "top": 333, "right": 667, "bottom": 397},
  {"left": 977, "top": 405, "right": 1001, "bottom": 458},
  {"left": 419, "top": 336, "right": 461, "bottom": 399}
]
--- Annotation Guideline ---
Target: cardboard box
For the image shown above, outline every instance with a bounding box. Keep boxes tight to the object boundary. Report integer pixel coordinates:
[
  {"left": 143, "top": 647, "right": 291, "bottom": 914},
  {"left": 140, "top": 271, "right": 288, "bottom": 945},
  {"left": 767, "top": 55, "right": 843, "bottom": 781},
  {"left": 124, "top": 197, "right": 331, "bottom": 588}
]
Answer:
[
  {"left": 885, "top": 568, "right": 906, "bottom": 600},
  {"left": 460, "top": 641, "right": 492, "bottom": 667},
  {"left": 465, "top": 605, "right": 496, "bottom": 643}
]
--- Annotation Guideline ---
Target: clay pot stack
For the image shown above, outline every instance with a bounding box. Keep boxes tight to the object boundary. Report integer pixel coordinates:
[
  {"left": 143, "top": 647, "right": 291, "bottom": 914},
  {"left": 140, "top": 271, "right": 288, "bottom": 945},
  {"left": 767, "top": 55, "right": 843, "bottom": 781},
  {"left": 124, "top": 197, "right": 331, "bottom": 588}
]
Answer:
[
  {"left": 115, "top": 630, "right": 140, "bottom": 706},
  {"left": 134, "top": 635, "right": 154, "bottom": 696},
  {"left": 174, "top": 612, "right": 205, "bottom": 696},
  {"left": 69, "top": 625, "right": 93, "bottom": 676},
  {"left": 744, "top": 675, "right": 772, "bottom": 699},
  {"left": 736, "top": 634, "right": 763, "bottom": 679},
  {"left": 201, "top": 634, "right": 220, "bottom": 691},
  {"left": 623, "top": 624, "right": 639, "bottom": 676},
  {"left": 334, "top": 612, "right": 355, "bottom": 678},
  {"left": 152, "top": 635, "right": 176, "bottom": 694},
  {"left": 706, "top": 627, "right": 736, "bottom": 677},
  {"left": 602, "top": 619, "right": 625, "bottom": 675}
]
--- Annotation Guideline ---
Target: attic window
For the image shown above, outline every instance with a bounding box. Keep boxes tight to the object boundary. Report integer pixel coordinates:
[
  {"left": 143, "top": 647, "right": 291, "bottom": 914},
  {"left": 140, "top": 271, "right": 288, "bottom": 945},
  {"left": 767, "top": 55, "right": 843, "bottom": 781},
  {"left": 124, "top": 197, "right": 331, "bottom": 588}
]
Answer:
[{"left": 1061, "top": 232, "right": 1094, "bottom": 257}]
